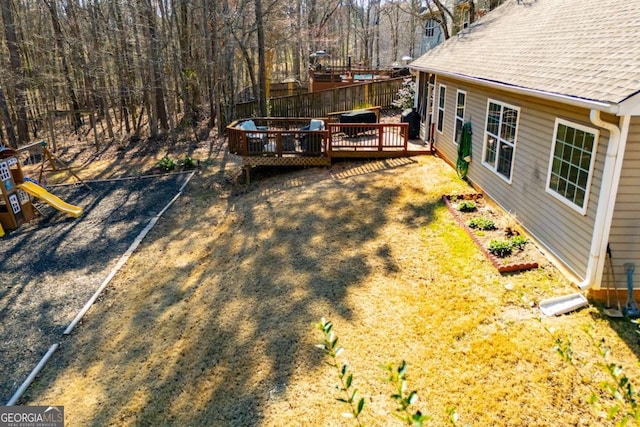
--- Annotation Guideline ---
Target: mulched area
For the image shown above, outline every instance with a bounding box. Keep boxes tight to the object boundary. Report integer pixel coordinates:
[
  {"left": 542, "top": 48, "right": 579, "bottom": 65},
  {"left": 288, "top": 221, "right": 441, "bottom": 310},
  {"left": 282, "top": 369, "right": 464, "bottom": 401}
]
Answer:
[{"left": 0, "top": 173, "right": 190, "bottom": 403}]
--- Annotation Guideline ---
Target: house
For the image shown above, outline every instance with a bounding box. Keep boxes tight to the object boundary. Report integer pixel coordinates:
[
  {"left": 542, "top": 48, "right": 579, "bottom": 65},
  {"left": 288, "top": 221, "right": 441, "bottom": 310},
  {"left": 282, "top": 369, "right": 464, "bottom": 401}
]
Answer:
[
  {"left": 419, "top": 0, "right": 505, "bottom": 56},
  {"left": 409, "top": 0, "right": 640, "bottom": 296}
]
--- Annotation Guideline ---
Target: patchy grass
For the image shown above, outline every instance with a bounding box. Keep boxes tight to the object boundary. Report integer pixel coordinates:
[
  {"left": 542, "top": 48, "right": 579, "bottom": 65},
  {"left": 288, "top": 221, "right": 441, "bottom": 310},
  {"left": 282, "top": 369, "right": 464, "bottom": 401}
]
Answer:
[{"left": 18, "top": 141, "right": 640, "bottom": 426}]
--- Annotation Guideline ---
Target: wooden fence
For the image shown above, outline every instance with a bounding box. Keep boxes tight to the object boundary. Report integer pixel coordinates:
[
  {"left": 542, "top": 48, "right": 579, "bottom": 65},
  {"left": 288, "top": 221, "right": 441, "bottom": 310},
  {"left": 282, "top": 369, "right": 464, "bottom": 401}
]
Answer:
[{"left": 229, "top": 77, "right": 407, "bottom": 124}]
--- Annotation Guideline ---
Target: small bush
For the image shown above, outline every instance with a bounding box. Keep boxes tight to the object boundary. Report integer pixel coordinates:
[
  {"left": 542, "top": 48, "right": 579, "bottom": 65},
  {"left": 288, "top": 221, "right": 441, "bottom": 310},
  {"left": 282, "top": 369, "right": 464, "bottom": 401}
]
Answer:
[
  {"left": 180, "top": 156, "right": 197, "bottom": 169},
  {"left": 509, "top": 235, "right": 528, "bottom": 250},
  {"left": 457, "top": 200, "right": 477, "bottom": 212},
  {"left": 157, "top": 156, "right": 176, "bottom": 171},
  {"left": 488, "top": 239, "right": 513, "bottom": 257},
  {"left": 392, "top": 80, "right": 416, "bottom": 110},
  {"left": 468, "top": 217, "right": 496, "bottom": 231}
]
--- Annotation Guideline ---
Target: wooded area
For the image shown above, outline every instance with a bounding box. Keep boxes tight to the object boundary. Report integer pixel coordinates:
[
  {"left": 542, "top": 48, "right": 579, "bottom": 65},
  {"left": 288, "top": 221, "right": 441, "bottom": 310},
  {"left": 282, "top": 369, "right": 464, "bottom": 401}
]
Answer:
[{"left": 0, "top": 0, "right": 430, "bottom": 149}]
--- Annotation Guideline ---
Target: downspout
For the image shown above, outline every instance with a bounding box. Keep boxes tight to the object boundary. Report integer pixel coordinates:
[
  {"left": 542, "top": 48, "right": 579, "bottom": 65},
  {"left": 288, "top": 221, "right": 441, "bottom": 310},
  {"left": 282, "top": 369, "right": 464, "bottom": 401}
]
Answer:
[{"left": 578, "top": 110, "right": 628, "bottom": 290}]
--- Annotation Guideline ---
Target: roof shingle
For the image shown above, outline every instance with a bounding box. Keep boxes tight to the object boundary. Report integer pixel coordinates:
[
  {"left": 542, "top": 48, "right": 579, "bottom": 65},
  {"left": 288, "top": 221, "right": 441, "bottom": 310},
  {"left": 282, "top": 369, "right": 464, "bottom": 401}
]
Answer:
[{"left": 410, "top": 0, "right": 640, "bottom": 105}]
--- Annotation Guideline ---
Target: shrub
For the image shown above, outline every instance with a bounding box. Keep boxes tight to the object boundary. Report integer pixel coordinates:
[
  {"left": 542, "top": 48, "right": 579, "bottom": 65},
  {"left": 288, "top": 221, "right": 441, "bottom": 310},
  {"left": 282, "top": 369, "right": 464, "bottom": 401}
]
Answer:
[
  {"left": 488, "top": 239, "right": 513, "bottom": 257},
  {"left": 508, "top": 235, "right": 528, "bottom": 250},
  {"left": 157, "top": 155, "right": 176, "bottom": 171},
  {"left": 180, "top": 156, "right": 197, "bottom": 169},
  {"left": 467, "top": 217, "right": 496, "bottom": 231},
  {"left": 457, "top": 200, "right": 477, "bottom": 212},
  {"left": 392, "top": 80, "right": 416, "bottom": 110}
]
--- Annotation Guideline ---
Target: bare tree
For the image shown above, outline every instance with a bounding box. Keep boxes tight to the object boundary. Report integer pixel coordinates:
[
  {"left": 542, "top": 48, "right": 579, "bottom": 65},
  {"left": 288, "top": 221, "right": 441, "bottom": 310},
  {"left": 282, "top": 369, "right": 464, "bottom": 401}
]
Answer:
[{"left": 2, "top": 0, "right": 29, "bottom": 144}]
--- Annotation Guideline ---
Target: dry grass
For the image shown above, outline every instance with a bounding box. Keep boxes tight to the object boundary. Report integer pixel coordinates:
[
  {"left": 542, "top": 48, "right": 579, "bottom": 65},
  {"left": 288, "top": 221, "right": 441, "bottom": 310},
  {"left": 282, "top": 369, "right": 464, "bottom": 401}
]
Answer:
[{"left": 18, "top": 133, "right": 640, "bottom": 426}]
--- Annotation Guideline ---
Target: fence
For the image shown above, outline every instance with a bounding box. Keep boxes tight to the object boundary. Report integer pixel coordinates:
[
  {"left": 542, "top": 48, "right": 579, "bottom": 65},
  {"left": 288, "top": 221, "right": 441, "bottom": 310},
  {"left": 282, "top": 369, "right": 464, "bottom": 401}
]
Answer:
[{"left": 229, "top": 77, "right": 407, "bottom": 124}]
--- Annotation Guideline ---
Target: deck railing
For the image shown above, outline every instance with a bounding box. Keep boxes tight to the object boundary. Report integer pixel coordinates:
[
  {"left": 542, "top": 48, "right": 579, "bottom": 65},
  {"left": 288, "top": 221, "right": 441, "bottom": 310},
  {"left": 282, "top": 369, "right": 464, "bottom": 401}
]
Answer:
[
  {"left": 227, "top": 118, "right": 330, "bottom": 158},
  {"left": 227, "top": 117, "right": 409, "bottom": 158},
  {"left": 328, "top": 123, "right": 408, "bottom": 155}
]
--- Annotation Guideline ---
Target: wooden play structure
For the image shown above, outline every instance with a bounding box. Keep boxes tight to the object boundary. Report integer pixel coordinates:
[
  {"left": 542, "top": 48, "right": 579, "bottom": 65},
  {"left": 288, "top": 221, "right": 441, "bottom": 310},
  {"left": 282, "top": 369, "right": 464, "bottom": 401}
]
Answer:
[
  {"left": 0, "top": 144, "right": 84, "bottom": 235},
  {"left": 0, "top": 147, "right": 36, "bottom": 231}
]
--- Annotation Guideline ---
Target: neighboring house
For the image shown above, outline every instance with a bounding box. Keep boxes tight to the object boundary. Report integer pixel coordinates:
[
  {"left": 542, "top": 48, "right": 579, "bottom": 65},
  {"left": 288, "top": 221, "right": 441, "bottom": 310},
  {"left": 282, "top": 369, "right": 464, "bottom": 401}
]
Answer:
[
  {"left": 410, "top": 0, "right": 640, "bottom": 295},
  {"left": 419, "top": 0, "right": 505, "bottom": 56}
]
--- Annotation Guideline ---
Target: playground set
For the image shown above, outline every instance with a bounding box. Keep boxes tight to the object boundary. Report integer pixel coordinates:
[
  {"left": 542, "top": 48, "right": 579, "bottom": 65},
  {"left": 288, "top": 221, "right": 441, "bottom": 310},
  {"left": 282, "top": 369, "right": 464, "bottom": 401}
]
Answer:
[{"left": 0, "top": 142, "right": 84, "bottom": 237}]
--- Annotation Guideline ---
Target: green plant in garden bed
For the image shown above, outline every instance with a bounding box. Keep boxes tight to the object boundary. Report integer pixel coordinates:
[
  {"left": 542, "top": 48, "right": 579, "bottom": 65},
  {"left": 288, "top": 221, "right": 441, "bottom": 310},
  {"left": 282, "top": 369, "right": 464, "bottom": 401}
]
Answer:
[
  {"left": 488, "top": 236, "right": 529, "bottom": 257},
  {"left": 467, "top": 217, "right": 496, "bottom": 231},
  {"left": 508, "top": 235, "right": 528, "bottom": 250},
  {"left": 488, "top": 239, "right": 513, "bottom": 257},
  {"left": 457, "top": 200, "right": 477, "bottom": 212}
]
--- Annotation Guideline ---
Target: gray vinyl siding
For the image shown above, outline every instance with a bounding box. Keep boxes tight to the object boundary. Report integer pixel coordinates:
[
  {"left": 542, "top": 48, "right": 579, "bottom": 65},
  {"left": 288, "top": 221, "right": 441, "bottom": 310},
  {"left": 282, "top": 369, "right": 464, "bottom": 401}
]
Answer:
[
  {"left": 431, "top": 76, "right": 609, "bottom": 279},
  {"left": 609, "top": 117, "right": 640, "bottom": 289}
]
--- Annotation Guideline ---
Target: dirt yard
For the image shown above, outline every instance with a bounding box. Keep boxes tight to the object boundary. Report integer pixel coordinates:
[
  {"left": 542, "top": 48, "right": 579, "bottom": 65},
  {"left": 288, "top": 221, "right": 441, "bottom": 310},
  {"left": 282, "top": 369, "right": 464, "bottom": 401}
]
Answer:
[{"left": 6, "top": 121, "right": 640, "bottom": 426}]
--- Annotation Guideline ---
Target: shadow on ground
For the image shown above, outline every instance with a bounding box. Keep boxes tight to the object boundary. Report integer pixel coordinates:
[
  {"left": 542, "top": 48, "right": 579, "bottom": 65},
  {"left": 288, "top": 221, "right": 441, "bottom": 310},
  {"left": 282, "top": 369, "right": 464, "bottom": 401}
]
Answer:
[
  {"left": 20, "top": 158, "right": 449, "bottom": 425},
  {"left": 0, "top": 174, "right": 189, "bottom": 403}
]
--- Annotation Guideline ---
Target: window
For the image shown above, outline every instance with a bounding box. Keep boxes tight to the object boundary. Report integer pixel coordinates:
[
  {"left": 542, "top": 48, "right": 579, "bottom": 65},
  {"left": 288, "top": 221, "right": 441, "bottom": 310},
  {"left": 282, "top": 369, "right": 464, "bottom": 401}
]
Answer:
[
  {"left": 462, "top": 9, "right": 471, "bottom": 29},
  {"left": 546, "top": 119, "right": 598, "bottom": 214},
  {"left": 454, "top": 90, "right": 466, "bottom": 144},
  {"left": 425, "top": 19, "right": 437, "bottom": 38},
  {"left": 482, "top": 100, "right": 519, "bottom": 182},
  {"left": 436, "top": 84, "right": 446, "bottom": 133}
]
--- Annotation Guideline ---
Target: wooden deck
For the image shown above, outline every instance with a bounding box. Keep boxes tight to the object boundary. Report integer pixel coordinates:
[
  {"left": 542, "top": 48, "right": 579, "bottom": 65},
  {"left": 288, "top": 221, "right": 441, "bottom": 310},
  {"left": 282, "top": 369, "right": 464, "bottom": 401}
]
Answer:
[{"left": 227, "top": 116, "right": 432, "bottom": 173}]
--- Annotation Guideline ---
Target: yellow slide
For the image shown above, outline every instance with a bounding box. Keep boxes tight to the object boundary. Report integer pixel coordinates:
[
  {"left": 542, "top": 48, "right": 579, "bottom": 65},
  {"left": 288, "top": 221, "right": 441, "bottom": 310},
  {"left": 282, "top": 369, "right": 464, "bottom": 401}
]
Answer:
[{"left": 18, "top": 181, "right": 83, "bottom": 218}]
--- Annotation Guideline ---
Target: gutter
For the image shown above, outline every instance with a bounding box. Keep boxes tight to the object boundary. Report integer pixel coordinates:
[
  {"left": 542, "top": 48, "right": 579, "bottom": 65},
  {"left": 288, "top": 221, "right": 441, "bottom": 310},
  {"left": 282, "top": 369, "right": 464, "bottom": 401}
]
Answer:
[
  {"left": 409, "top": 67, "right": 619, "bottom": 115},
  {"left": 578, "top": 111, "right": 630, "bottom": 290}
]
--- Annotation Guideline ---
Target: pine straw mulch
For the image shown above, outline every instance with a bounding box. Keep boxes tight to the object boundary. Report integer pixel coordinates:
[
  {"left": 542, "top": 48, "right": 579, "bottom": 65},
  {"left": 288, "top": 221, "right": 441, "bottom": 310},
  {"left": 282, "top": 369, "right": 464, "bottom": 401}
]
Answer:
[{"left": 15, "top": 124, "right": 640, "bottom": 426}]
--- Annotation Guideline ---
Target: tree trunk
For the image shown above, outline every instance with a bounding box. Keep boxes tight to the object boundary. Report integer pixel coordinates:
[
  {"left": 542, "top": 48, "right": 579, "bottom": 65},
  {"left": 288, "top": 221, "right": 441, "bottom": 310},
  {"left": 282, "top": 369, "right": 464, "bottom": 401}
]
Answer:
[
  {"left": 141, "top": 0, "right": 169, "bottom": 133},
  {"left": 2, "top": 0, "right": 29, "bottom": 144},
  {"left": 0, "top": 83, "right": 17, "bottom": 147},
  {"left": 45, "top": 0, "right": 83, "bottom": 133},
  {"left": 254, "top": 0, "right": 267, "bottom": 117}
]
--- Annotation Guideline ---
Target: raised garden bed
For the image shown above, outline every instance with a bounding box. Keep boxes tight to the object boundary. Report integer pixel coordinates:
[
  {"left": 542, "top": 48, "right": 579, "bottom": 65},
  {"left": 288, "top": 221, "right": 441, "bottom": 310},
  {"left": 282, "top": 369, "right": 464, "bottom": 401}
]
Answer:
[{"left": 443, "top": 194, "right": 540, "bottom": 273}]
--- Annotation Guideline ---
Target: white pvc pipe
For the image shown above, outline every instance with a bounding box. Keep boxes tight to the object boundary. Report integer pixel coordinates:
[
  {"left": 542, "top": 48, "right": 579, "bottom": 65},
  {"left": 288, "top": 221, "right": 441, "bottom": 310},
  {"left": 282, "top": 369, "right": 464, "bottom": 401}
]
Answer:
[
  {"left": 64, "top": 170, "right": 196, "bottom": 334},
  {"left": 578, "top": 111, "right": 629, "bottom": 290},
  {"left": 6, "top": 344, "right": 59, "bottom": 406}
]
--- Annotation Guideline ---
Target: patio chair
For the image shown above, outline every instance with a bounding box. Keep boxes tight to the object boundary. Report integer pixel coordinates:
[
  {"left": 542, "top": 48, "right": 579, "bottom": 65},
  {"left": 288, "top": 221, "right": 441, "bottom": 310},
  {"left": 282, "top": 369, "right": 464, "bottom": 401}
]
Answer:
[
  {"left": 239, "top": 120, "right": 268, "bottom": 155},
  {"left": 300, "top": 119, "right": 324, "bottom": 155}
]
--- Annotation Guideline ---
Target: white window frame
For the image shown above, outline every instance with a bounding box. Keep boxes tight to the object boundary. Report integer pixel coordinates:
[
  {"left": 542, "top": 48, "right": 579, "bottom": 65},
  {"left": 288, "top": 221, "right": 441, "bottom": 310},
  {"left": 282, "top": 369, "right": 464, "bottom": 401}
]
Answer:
[
  {"left": 425, "top": 19, "right": 437, "bottom": 38},
  {"left": 545, "top": 118, "right": 599, "bottom": 215},
  {"left": 453, "top": 89, "right": 466, "bottom": 144},
  {"left": 482, "top": 99, "right": 520, "bottom": 183},
  {"left": 436, "top": 84, "right": 446, "bottom": 134}
]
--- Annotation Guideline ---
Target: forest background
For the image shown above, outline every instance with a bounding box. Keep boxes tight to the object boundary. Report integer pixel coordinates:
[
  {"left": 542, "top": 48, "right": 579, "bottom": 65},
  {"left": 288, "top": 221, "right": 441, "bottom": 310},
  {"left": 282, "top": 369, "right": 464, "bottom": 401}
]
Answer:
[{"left": 0, "top": 0, "right": 454, "bottom": 150}]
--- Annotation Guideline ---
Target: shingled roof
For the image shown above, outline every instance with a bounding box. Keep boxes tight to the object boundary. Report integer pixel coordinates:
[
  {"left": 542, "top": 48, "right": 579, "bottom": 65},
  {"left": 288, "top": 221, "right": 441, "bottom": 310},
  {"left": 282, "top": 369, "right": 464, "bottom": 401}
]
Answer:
[{"left": 410, "top": 0, "right": 640, "bottom": 109}]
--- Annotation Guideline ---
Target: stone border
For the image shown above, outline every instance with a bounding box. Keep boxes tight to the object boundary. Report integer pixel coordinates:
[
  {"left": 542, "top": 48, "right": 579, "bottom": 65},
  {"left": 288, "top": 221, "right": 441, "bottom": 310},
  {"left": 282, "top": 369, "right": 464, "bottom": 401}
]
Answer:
[{"left": 442, "top": 194, "right": 539, "bottom": 274}]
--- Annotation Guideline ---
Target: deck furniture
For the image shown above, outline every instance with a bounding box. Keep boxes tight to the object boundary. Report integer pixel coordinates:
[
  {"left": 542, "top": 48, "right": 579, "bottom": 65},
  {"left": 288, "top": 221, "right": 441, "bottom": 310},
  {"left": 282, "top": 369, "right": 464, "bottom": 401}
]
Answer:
[
  {"left": 339, "top": 110, "right": 378, "bottom": 137},
  {"left": 300, "top": 119, "right": 325, "bottom": 155}
]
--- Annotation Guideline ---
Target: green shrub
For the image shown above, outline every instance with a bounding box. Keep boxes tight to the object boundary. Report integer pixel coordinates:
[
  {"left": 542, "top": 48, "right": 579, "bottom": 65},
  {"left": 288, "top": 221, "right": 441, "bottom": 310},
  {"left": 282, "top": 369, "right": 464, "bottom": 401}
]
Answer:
[
  {"left": 392, "top": 80, "right": 416, "bottom": 110},
  {"left": 457, "top": 200, "right": 477, "bottom": 212},
  {"left": 157, "top": 155, "right": 176, "bottom": 171},
  {"left": 508, "top": 235, "right": 528, "bottom": 250},
  {"left": 488, "top": 239, "right": 513, "bottom": 257},
  {"left": 467, "top": 217, "right": 496, "bottom": 231},
  {"left": 180, "top": 156, "right": 197, "bottom": 169}
]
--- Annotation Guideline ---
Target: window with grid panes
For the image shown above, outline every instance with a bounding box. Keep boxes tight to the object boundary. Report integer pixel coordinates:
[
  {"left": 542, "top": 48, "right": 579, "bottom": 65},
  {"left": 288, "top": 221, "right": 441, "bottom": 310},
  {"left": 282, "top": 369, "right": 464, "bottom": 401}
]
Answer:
[
  {"left": 546, "top": 119, "right": 598, "bottom": 214},
  {"left": 482, "top": 100, "right": 519, "bottom": 181}
]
